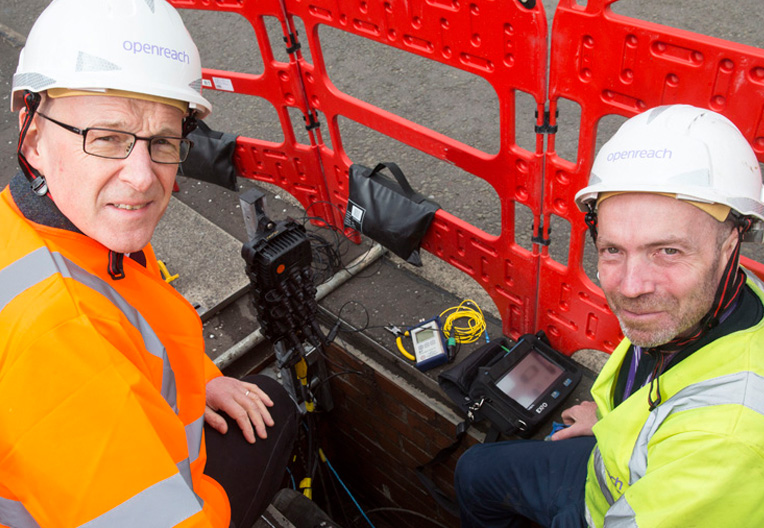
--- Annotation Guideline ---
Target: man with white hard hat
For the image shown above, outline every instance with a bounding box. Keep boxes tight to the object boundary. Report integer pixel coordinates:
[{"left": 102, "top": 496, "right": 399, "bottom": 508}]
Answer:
[
  {"left": 0, "top": 1, "right": 297, "bottom": 526},
  {"left": 455, "top": 104, "right": 764, "bottom": 527}
]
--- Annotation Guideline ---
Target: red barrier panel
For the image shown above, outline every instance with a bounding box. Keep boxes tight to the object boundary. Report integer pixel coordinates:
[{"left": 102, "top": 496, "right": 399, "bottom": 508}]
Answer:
[
  {"left": 542, "top": 0, "right": 764, "bottom": 354},
  {"left": 170, "top": 0, "right": 764, "bottom": 355},
  {"left": 292, "top": 0, "right": 550, "bottom": 339},
  {"left": 171, "top": 0, "right": 551, "bottom": 342}
]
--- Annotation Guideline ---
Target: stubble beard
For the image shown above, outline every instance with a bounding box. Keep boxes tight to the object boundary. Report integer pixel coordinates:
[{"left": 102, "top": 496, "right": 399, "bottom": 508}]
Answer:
[{"left": 606, "top": 266, "right": 721, "bottom": 349}]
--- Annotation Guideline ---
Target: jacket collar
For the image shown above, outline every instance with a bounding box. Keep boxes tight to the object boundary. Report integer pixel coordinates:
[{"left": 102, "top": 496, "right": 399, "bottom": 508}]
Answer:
[
  {"left": 9, "top": 171, "right": 81, "bottom": 233},
  {"left": 9, "top": 172, "right": 146, "bottom": 278}
]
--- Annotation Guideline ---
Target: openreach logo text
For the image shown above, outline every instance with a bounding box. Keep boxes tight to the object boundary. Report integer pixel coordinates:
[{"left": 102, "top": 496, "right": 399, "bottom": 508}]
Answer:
[
  {"left": 123, "top": 40, "right": 190, "bottom": 64},
  {"left": 606, "top": 148, "right": 672, "bottom": 162}
]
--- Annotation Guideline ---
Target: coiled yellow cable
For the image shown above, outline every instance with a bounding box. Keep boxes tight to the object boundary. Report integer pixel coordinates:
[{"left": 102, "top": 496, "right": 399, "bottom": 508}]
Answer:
[{"left": 439, "top": 299, "right": 486, "bottom": 344}]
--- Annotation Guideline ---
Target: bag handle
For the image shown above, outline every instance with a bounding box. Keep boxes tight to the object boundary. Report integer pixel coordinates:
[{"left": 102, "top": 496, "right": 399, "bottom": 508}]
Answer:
[{"left": 369, "top": 162, "right": 417, "bottom": 197}]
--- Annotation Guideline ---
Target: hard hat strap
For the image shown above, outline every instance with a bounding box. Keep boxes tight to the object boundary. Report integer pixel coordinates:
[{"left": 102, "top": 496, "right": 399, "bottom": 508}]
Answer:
[
  {"left": 182, "top": 112, "right": 198, "bottom": 138},
  {"left": 17, "top": 91, "right": 49, "bottom": 197},
  {"left": 584, "top": 202, "right": 598, "bottom": 244}
]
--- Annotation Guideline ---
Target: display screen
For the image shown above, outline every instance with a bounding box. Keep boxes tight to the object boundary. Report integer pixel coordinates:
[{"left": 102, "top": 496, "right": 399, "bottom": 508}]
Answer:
[
  {"left": 495, "top": 350, "right": 564, "bottom": 409},
  {"left": 413, "top": 328, "right": 436, "bottom": 344}
]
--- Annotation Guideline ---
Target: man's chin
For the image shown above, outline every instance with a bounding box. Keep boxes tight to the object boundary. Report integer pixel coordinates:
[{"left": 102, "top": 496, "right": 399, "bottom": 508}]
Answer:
[
  {"left": 620, "top": 324, "right": 676, "bottom": 349},
  {"left": 93, "top": 231, "right": 153, "bottom": 255}
]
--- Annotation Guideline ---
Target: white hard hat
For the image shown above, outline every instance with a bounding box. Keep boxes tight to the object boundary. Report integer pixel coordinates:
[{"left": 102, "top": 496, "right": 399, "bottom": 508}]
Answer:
[
  {"left": 575, "top": 105, "right": 764, "bottom": 228},
  {"left": 11, "top": 0, "right": 211, "bottom": 118}
]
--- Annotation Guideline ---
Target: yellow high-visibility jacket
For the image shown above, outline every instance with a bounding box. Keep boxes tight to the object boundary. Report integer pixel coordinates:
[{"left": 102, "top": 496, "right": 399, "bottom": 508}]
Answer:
[
  {"left": 0, "top": 187, "right": 230, "bottom": 527},
  {"left": 585, "top": 277, "right": 764, "bottom": 527}
]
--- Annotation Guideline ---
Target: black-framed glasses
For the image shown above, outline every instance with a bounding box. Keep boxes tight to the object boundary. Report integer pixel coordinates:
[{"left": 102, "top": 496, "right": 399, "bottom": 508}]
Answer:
[{"left": 36, "top": 111, "right": 192, "bottom": 164}]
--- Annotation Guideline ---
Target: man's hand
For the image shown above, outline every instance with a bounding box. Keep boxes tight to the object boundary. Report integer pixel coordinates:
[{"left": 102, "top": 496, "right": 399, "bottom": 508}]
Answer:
[
  {"left": 204, "top": 376, "right": 275, "bottom": 444},
  {"left": 550, "top": 401, "right": 598, "bottom": 441}
]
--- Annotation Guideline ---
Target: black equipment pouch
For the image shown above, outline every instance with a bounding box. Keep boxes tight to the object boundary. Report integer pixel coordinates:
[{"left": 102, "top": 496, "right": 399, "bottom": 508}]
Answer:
[
  {"left": 178, "top": 119, "right": 239, "bottom": 191},
  {"left": 415, "top": 338, "right": 510, "bottom": 517},
  {"left": 437, "top": 337, "right": 510, "bottom": 419},
  {"left": 344, "top": 162, "right": 439, "bottom": 266}
]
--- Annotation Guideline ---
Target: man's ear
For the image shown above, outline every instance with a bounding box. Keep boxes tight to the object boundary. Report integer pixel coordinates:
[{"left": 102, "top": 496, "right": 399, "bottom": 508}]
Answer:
[
  {"left": 18, "top": 108, "right": 44, "bottom": 166},
  {"left": 721, "top": 224, "right": 739, "bottom": 264}
]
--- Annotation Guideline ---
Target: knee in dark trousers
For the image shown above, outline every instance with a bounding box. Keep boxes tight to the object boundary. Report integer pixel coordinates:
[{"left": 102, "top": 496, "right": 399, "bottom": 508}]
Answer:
[
  {"left": 204, "top": 374, "right": 299, "bottom": 528},
  {"left": 455, "top": 437, "right": 595, "bottom": 528}
]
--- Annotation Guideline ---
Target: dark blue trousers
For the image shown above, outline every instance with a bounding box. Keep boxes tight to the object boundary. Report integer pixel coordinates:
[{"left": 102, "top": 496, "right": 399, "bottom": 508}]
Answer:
[{"left": 454, "top": 436, "right": 596, "bottom": 528}]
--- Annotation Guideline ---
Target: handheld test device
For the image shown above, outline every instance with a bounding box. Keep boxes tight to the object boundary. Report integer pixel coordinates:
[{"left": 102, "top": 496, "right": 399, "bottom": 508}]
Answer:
[{"left": 409, "top": 317, "right": 449, "bottom": 371}]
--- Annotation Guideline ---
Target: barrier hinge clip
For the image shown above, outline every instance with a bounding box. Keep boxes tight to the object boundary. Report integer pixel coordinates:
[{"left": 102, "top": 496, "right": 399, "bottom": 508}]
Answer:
[
  {"left": 532, "top": 218, "right": 551, "bottom": 246},
  {"left": 534, "top": 107, "right": 559, "bottom": 135},
  {"left": 304, "top": 110, "right": 320, "bottom": 131},
  {"left": 284, "top": 31, "right": 301, "bottom": 54}
]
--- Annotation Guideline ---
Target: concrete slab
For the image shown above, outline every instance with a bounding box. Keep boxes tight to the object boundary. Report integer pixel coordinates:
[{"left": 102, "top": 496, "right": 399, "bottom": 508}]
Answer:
[{"left": 152, "top": 196, "right": 249, "bottom": 319}]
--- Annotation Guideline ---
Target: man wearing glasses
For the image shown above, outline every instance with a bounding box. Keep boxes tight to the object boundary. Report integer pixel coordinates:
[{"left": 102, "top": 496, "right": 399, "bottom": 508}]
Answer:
[{"left": 0, "top": 0, "right": 297, "bottom": 526}]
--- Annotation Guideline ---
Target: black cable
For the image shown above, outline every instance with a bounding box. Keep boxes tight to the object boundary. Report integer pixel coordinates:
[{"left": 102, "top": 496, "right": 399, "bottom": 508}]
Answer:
[
  {"left": 303, "top": 200, "right": 347, "bottom": 229},
  {"left": 316, "top": 346, "right": 365, "bottom": 377},
  {"left": 312, "top": 370, "right": 366, "bottom": 392},
  {"left": 301, "top": 416, "right": 315, "bottom": 501},
  {"left": 315, "top": 457, "right": 335, "bottom": 521},
  {"left": 319, "top": 301, "right": 373, "bottom": 377},
  {"left": 299, "top": 203, "right": 386, "bottom": 285},
  {"left": 306, "top": 229, "right": 343, "bottom": 285},
  {"left": 299, "top": 209, "right": 377, "bottom": 273},
  {"left": 336, "top": 300, "right": 370, "bottom": 333},
  {"left": 324, "top": 302, "right": 370, "bottom": 345}
]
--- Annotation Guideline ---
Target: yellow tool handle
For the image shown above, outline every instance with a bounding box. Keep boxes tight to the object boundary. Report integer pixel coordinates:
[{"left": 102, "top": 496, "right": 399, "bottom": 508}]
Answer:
[
  {"left": 396, "top": 335, "right": 416, "bottom": 361},
  {"left": 157, "top": 260, "right": 179, "bottom": 284}
]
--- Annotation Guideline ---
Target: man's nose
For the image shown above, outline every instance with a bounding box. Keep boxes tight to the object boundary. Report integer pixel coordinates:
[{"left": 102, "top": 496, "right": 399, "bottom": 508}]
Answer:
[
  {"left": 618, "top": 256, "right": 657, "bottom": 298},
  {"left": 118, "top": 139, "right": 155, "bottom": 192}
]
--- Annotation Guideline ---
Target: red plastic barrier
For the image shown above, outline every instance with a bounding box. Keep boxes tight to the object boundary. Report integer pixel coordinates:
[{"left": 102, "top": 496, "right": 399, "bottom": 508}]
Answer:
[
  {"left": 170, "top": 0, "right": 551, "bottom": 342},
  {"left": 170, "top": 0, "right": 764, "bottom": 355},
  {"left": 543, "top": 0, "right": 764, "bottom": 354},
  {"left": 294, "top": 0, "right": 550, "bottom": 339}
]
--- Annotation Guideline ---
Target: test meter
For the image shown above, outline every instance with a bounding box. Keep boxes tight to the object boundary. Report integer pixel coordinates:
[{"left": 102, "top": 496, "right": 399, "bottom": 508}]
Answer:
[{"left": 409, "top": 317, "right": 448, "bottom": 371}]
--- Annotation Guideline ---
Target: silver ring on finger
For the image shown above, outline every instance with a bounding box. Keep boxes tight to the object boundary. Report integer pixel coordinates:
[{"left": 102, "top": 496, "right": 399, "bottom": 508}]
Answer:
[{"left": 245, "top": 390, "right": 250, "bottom": 397}]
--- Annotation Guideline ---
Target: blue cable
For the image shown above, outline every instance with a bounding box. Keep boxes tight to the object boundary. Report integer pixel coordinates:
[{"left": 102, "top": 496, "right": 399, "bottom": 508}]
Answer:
[
  {"left": 319, "top": 449, "right": 376, "bottom": 528},
  {"left": 285, "top": 466, "right": 297, "bottom": 490}
]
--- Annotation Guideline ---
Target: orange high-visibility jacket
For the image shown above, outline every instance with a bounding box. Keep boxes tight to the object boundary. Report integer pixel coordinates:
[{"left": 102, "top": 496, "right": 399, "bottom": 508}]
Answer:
[{"left": 0, "top": 187, "right": 230, "bottom": 527}]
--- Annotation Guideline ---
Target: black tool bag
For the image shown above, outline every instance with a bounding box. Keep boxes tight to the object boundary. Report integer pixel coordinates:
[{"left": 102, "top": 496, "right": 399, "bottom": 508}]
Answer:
[
  {"left": 438, "top": 337, "right": 513, "bottom": 435},
  {"left": 178, "top": 120, "right": 239, "bottom": 191},
  {"left": 343, "top": 162, "right": 439, "bottom": 266}
]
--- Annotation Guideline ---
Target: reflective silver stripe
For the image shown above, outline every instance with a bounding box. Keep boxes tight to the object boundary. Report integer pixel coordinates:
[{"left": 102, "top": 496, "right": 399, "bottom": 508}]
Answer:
[
  {"left": 591, "top": 446, "right": 616, "bottom": 506},
  {"left": 178, "top": 458, "right": 194, "bottom": 492},
  {"left": 176, "top": 458, "right": 204, "bottom": 507},
  {"left": 629, "top": 371, "right": 764, "bottom": 483},
  {"left": 0, "top": 247, "right": 55, "bottom": 312},
  {"left": 604, "top": 496, "right": 638, "bottom": 528},
  {"left": 0, "top": 473, "right": 202, "bottom": 528},
  {"left": 79, "top": 472, "right": 202, "bottom": 528},
  {"left": 186, "top": 415, "right": 204, "bottom": 464},
  {"left": 0, "top": 496, "right": 40, "bottom": 528},
  {"left": 584, "top": 504, "right": 595, "bottom": 528},
  {"left": 0, "top": 248, "right": 178, "bottom": 410},
  {"left": 744, "top": 269, "right": 764, "bottom": 293}
]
